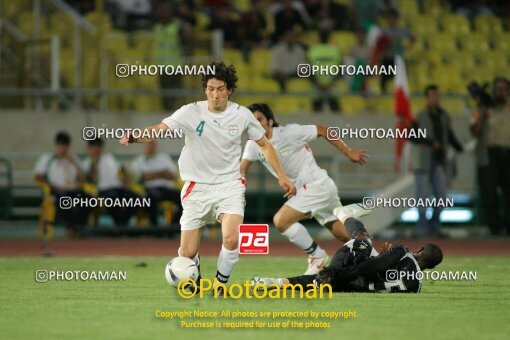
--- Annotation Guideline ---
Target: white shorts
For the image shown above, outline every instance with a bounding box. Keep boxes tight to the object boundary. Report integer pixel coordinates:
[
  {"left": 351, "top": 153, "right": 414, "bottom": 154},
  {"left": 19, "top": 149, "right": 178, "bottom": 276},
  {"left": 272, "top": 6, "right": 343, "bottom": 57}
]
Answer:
[
  {"left": 285, "top": 176, "right": 342, "bottom": 226},
  {"left": 179, "top": 178, "right": 246, "bottom": 230}
]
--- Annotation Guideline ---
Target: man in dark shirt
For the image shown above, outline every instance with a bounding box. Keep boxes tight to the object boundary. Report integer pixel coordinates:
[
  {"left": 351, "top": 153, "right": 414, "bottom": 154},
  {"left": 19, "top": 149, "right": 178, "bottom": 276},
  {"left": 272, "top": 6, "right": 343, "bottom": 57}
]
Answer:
[
  {"left": 409, "top": 85, "right": 463, "bottom": 237},
  {"left": 252, "top": 205, "right": 443, "bottom": 293}
]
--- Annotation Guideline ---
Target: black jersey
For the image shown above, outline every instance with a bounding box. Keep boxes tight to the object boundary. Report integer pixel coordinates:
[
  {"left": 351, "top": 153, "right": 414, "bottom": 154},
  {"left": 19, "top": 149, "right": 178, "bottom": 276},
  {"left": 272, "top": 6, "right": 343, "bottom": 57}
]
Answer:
[{"left": 332, "top": 245, "right": 423, "bottom": 293}]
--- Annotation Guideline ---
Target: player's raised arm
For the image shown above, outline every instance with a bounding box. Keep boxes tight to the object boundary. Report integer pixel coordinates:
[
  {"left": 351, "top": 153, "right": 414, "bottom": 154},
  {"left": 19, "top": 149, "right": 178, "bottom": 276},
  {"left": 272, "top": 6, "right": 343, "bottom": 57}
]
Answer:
[
  {"left": 256, "top": 136, "right": 296, "bottom": 198},
  {"left": 119, "top": 122, "right": 168, "bottom": 145},
  {"left": 316, "top": 124, "right": 368, "bottom": 165}
]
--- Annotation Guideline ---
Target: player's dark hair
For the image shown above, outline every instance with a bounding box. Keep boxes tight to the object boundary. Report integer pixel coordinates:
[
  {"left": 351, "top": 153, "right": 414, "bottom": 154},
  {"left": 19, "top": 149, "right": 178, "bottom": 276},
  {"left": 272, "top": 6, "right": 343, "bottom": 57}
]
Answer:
[
  {"left": 87, "top": 138, "right": 104, "bottom": 147},
  {"left": 55, "top": 131, "right": 71, "bottom": 145},
  {"left": 248, "top": 103, "right": 279, "bottom": 127},
  {"left": 419, "top": 243, "right": 443, "bottom": 269},
  {"left": 317, "top": 266, "right": 336, "bottom": 286},
  {"left": 424, "top": 84, "right": 439, "bottom": 97},
  {"left": 201, "top": 61, "right": 238, "bottom": 93}
]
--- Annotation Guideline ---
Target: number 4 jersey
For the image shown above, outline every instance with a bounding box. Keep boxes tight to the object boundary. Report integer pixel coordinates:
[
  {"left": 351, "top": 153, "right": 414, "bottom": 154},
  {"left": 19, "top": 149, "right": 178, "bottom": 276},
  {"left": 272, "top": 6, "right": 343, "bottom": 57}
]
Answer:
[{"left": 162, "top": 101, "right": 265, "bottom": 184}]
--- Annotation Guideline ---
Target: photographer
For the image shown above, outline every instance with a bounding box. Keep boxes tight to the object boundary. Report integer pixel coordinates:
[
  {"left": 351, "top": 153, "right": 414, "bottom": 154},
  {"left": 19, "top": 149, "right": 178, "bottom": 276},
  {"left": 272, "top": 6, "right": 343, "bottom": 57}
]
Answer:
[{"left": 476, "top": 78, "right": 510, "bottom": 236}]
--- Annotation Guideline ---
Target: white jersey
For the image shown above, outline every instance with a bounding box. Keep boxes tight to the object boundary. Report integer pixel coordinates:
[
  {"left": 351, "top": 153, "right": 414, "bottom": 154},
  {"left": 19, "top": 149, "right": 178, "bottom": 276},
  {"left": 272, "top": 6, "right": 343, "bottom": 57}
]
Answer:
[
  {"left": 81, "top": 153, "right": 122, "bottom": 191},
  {"left": 131, "top": 153, "right": 178, "bottom": 189},
  {"left": 162, "top": 101, "right": 265, "bottom": 184},
  {"left": 33, "top": 153, "right": 82, "bottom": 189},
  {"left": 242, "top": 124, "right": 328, "bottom": 187}
]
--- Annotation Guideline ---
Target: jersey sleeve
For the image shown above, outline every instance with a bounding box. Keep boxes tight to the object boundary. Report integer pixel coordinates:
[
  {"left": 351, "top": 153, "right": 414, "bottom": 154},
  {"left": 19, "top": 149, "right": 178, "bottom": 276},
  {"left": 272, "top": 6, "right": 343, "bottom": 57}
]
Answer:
[
  {"left": 242, "top": 140, "right": 260, "bottom": 161},
  {"left": 285, "top": 124, "right": 318, "bottom": 143},
  {"left": 33, "top": 154, "right": 51, "bottom": 175},
  {"left": 162, "top": 104, "right": 193, "bottom": 131},
  {"left": 244, "top": 109, "right": 266, "bottom": 141}
]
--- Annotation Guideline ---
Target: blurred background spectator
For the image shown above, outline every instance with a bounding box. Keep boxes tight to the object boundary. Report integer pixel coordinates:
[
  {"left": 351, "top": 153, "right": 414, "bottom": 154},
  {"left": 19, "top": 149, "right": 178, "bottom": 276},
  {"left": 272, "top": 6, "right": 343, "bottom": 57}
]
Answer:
[
  {"left": 82, "top": 139, "right": 139, "bottom": 227},
  {"left": 270, "top": 30, "right": 307, "bottom": 92},
  {"left": 154, "top": 2, "right": 193, "bottom": 111},
  {"left": 410, "top": 85, "right": 463, "bottom": 238},
  {"left": 33, "top": 132, "right": 90, "bottom": 233},
  {"left": 131, "top": 141, "right": 182, "bottom": 227},
  {"left": 307, "top": 29, "right": 341, "bottom": 112}
]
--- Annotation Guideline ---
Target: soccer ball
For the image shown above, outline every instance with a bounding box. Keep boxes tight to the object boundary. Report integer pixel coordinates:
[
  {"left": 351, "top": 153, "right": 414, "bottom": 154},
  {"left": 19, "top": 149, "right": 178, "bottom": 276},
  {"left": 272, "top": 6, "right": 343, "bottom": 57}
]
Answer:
[{"left": 165, "top": 257, "right": 199, "bottom": 287}]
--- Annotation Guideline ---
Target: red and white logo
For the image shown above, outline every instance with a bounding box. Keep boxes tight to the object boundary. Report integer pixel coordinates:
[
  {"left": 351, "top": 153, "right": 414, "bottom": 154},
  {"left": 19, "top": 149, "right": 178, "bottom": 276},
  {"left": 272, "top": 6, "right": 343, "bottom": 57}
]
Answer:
[{"left": 239, "top": 224, "right": 269, "bottom": 254}]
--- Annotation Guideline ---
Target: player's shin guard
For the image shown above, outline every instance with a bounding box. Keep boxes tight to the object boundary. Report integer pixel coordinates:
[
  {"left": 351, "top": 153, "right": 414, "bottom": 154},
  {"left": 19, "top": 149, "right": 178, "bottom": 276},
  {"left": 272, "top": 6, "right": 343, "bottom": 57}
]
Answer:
[
  {"left": 216, "top": 245, "right": 238, "bottom": 284},
  {"left": 282, "top": 222, "right": 326, "bottom": 258}
]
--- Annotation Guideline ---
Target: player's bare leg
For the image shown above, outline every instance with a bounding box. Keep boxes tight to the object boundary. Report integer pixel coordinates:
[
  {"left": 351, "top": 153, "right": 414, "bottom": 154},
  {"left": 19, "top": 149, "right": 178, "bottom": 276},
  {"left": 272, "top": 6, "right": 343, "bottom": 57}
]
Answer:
[
  {"left": 273, "top": 204, "right": 329, "bottom": 275},
  {"left": 215, "top": 213, "right": 243, "bottom": 289},
  {"left": 179, "top": 229, "right": 202, "bottom": 282},
  {"left": 324, "top": 220, "right": 350, "bottom": 242}
]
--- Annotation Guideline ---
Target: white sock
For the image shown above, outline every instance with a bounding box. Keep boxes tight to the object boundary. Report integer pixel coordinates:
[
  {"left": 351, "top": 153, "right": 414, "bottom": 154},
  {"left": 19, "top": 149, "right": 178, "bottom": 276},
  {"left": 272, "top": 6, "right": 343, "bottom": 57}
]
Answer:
[
  {"left": 281, "top": 222, "right": 326, "bottom": 258},
  {"left": 216, "top": 245, "right": 238, "bottom": 284}
]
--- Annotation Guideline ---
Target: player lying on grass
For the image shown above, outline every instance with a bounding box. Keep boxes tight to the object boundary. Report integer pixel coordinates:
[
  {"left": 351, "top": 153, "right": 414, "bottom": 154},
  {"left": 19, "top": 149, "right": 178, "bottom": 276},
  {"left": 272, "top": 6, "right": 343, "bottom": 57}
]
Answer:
[
  {"left": 252, "top": 203, "right": 443, "bottom": 293},
  {"left": 120, "top": 62, "right": 296, "bottom": 293},
  {"left": 240, "top": 103, "right": 368, "bottom": 275}
]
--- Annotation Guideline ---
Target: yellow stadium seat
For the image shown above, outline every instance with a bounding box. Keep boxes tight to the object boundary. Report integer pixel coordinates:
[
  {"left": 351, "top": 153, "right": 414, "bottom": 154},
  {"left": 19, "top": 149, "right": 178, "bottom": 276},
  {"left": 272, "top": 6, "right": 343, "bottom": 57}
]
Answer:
[
  {"left": 250, "top": 49, "right": 271, "bottom": 76},
  {"left": 249, "top": 77, "right": 280, "bottom": 92},
  {"left": 286, "top": 78, "right": 312, "bottom": 92},
  {"left": 105, "top": 30, "right": 130, "bottom": 55},
  {"left": 411, "top": 97, "right": 427, "bottom": 111},
  {"left": 342, "top": 95, "right": 366, "bottom": 114},
  {"left": 223, "top": 48, "right": 244, "bottom": 67},
  {"left": 267, "top": 96, "right": 302, "bottom": 114},
  {"left": 408, "top": 16, "right": 439, "bottom": 36},
  {"left": 235, "top": 96, "right": 270, "bottom": 108},
  {"left": 196, "top": 12, "right": 210, "bottom": 30},
  {"left": 493, "top": 33, "right": 510, "bottom": 53},
  {"left": 474, "top": 15, "right": 504, "bottom": 34},
  {"left": 330, "top": 32, "right": 356, "bottom": 54},
  {"left": 426, "top": 33, "right": 458, "bottom": 52},
  {"left": 372, "top": 96, "right": 394, "bottom": 115},
  {"left": 442, "top": 15, "right": 471, "bottom": 35},
  {"left": 442, "top": 97, "right": 466, "bottom": 115},
  {"left": 400, "top": 0, "right": 419, "bottom": 16},
  {"left": 482, "top": 51, "right": 508, "bottom": 69},
  {"left": 442, "top": 51, "right": 476, "bottom": 70},
  {"left": 459, "top": 33, "right": 490, "bottom": 52},
  {"left": 84, "top": 11, "right": 112, "bottom": 31},
  {"left": 132, "top": 30, "right": 155, "bottom": 50}
]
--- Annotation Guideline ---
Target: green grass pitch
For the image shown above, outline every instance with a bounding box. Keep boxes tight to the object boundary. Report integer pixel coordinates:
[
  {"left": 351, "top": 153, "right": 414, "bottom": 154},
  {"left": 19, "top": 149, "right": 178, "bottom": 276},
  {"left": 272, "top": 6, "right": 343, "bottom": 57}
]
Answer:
[{"left": 1, "top": 256, "right": 509, "bottom": 339}]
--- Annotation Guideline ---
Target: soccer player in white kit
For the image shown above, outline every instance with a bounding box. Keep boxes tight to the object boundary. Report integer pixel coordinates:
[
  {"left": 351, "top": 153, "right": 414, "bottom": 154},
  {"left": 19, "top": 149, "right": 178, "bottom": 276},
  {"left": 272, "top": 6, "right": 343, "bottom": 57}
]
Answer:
[
  {"left": 240, "top": 103, "right": 368, "bottom": 275},
  {"left": 120, "top": 62, "right": 296, "bottom": 291}
]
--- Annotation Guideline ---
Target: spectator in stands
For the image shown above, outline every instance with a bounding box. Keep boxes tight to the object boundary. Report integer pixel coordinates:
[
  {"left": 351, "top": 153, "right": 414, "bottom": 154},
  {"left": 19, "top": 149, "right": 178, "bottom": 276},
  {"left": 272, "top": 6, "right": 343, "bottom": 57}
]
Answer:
[
  {"left": 350, "top": 0, "right": 385, "bottom": 28},
  {"left": 33, "top": 132, "right": 90, "bottom": 233},
  {"left": 270, "top": 30, "right": 307, "bottom": 92},
  {"left": 379, "top": 9, "right": 415, "bottom": 93},
  {"left": 470, "top": 90, "right": 498, "bottom": 235},
  {"left": 272, "top": 0, "right": 311, "bottom": 42},
  {"left": 306, "top": 0, "right": 352, "bottom": 31},
  {"left": 154, "top": 2, "right": 193, "bottom": 111},
  {"left": 176, "top": 1, "right": 197, "bottom": 27},
  {"left": 82, "top": 138, "right": 139, "bottom": 227},
  {"left": 208, "top": 6, "right": 239, "bottom": 48},
  {"left": 307, "top": 29, "right": 341, "bottom": 112},
  {"left": 409, "top": 85, "right": 464, "bottom": 238},
  {"left": 485, "top": 78, "right": 510, "bottom": 235},
  {"left": 131, "top": 141, "right": 182, "bottom": 226},
  {"left": 238, "top": 0, "right": 270, "bottom": 60},
  {"left": 347, "top": 28, "right": 371, "bottom": 95},
  {"left": 106, "top": 0, "right": 152, "bottom": 31}
]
